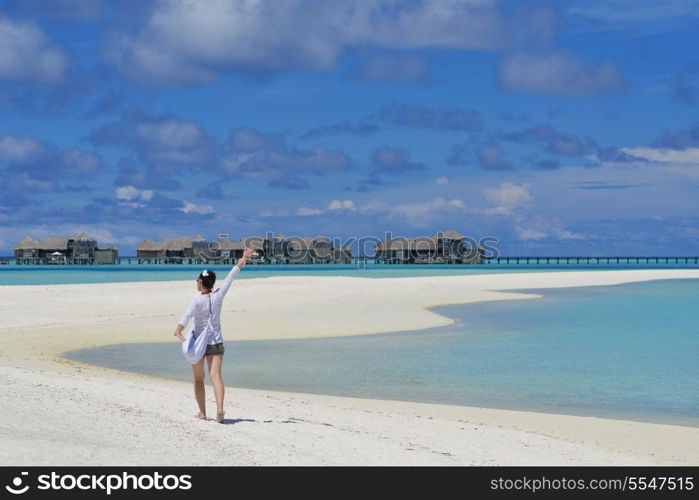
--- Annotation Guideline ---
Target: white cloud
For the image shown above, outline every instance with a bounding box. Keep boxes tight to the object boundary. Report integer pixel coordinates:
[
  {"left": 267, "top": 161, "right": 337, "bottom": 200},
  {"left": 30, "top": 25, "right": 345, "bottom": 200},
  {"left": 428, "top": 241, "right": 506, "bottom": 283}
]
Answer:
[
  {"left": 137, "top": 119, "right": 206, "bottom": 150},
  {"left": 360, "top": 198, "right": 390, "bottom": 213},
  {"left": 60, "top": 149, "right": 102, "bottom": 174},
  {"left": 116, "top": 185, "right": 154, "bottom": 209},
  {"left": 256, "top": 182, "right": 581, "bottom": 239},
  {"left": 91, "top": 112, "right": 215, "bottom": 168},
  {"left": 481, "top": 182, "right": 585, "bottom": 241},
  {"left": 221, "top": 141, "right": 351, "bottom": 182},
  {"left": 483, "top": 182, "right": 532, "bottom": 212},
  {"left": 0, "top": 15, "right": 69, "bottom": 83},
  {"left": 285, "top": 195, "right": 466, "bottom": 227},
  {"left": 515, "top": 215, "right": 585, "bottom": 241},
  {"left": 180, "top": 201, "right": 214, "bottom": 215},
  {"left": 259, "top": 208, "right": 290, "bottom": 217},
  {"left": 261, "top": 199, "right": 356, "bottom": 218},
  {"left": 10, "top": 174, "right": 55, "bottom": 192},
  {"left": 116, "top": 185, "right": 154, "bottom": 202},
  {"left": 0, "top": 133, "right": 46, "bottom": 163},
  {"left": 620, "top": 147, "right": 699, "bottom": 164},
  {"left": 327, "top": 199, "right": 356, "bottom": 211},
  {"left": 515, "top": 227, "right": 547, "bottom": 240},
  {"left": 478, "top": 206, "right": 511, "bottom": 216},
  {"left": 106, "top": 0, "right": 537, "bottom": 84},
  {"left": 2, "top": 225, "right": 122, "bottom": 247},
  {"left": 568, "top": 0, "right": 699, "bottom": 25},
  {"left": 435, "top": 176, "right": 449, "bottom": 185},
  {"left": 71, "top": 228, "right": 119, "bottom": 244},
  {"left": 498, "top": 50, "right": 625, "bottom": 95},
  {"left": 387, "top": 197, "right": 465, "bottom": 227},
  {"left": 296, "top": 207, "right": 323, "bottom": 216}
]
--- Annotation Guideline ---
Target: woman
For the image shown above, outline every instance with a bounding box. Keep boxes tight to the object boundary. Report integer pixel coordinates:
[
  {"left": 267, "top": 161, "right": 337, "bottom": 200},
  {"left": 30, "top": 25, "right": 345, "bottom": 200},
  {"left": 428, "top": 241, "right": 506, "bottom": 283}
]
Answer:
[{"left": 173, "top": 247, "right": 256, "bottom": 423}]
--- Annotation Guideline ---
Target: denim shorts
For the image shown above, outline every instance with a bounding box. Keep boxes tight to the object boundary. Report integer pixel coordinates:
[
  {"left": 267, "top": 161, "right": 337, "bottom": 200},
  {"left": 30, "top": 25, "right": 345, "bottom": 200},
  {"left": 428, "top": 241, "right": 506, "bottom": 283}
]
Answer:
[{"left": 205, "top": 342, "right": 225, "bottom": 355}]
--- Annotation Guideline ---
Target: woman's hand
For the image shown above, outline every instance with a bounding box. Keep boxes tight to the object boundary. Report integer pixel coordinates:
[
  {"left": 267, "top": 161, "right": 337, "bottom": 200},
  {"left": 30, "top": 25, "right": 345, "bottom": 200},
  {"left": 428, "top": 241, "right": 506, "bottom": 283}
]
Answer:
[
  {"left": 236, "top": 247, "right": 257, "bottom": 268},
  {"left": 173, "top": 324, "right": 186, "bottom": 342}
]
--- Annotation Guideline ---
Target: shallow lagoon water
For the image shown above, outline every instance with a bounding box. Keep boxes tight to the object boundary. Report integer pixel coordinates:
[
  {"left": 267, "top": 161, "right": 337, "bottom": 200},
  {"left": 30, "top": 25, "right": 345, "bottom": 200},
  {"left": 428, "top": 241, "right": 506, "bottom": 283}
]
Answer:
[
  {"left": 1, "top": 261, "right": 698, "bottom": 285},
  {"left": 66, "top": 278, "right": 699, "bottom": 426}
]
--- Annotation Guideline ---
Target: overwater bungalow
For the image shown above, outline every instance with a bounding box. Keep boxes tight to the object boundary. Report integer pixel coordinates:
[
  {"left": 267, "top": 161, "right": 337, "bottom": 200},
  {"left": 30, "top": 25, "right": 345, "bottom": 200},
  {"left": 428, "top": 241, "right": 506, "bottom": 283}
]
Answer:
[
  {"left": 136, "top": 235, "right": 263, "bottom": 264},
  {"left": 285, "top": 236, "right": 351, "bottom": 264},
  {"left": 217, "top": 236, "right": 247, "bottom": 263},
  {"left": 375, "top": 229, "right": 483, "bottom": 264},
  {"left": 13, "top": 233, "right": 118, "bottom": 265},
  {"left": 135, "top": 236, "right": 207, "bottom": 264},
  {"left": 130, "top": 230, "right": 482, "bottom": 265},
  {"left": 241, "top": 234, "right": 286, "bottom": 264},
  {"left": 197, "top": 234, "right": 352, "bottom": 265}
]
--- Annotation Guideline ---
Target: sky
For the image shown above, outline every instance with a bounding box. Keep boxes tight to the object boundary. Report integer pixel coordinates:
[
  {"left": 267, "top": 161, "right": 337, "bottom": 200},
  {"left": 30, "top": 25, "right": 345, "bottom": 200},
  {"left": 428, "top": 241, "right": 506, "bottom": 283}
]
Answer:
[{"left": 0, "top": 0, "right": 698, "bottom": 256}]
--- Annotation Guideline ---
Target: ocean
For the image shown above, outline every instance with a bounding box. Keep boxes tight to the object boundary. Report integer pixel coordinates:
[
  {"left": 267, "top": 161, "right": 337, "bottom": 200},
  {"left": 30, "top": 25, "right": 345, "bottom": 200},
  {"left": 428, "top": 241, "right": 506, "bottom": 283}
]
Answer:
[
  {"left": 65, "top": 278, "right": 699, "bottom": 427},
  {"left": 1, "top": 261, "right": 698, "bottom": 285}
]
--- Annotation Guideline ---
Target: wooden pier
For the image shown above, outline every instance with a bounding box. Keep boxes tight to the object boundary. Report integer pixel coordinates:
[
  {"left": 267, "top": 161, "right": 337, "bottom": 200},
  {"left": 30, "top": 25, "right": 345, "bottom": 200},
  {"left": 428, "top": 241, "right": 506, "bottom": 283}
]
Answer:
[
  {"left": 483, "top": 256, "right": 699, "bottom": 265},
  {"left": 3, "top": 256, "right": 699, "bottom": 266},
  {"left": 14, "top": 258, "right": 118, "bottom": 265}
]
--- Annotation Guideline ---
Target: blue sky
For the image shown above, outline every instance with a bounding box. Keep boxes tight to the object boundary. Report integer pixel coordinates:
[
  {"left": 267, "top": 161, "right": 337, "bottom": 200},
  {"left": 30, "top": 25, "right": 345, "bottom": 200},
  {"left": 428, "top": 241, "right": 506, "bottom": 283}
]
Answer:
[{"left": 0, "top": 0, "right": 698, "bottom": 256}]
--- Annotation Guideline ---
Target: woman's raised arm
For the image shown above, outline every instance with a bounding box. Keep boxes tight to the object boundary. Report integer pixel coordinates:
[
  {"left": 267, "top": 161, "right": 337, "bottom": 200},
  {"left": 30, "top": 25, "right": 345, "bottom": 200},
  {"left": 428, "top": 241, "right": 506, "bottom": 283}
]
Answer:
[{"left": 218, "top": 247, "right": 257, "bottom": 297}]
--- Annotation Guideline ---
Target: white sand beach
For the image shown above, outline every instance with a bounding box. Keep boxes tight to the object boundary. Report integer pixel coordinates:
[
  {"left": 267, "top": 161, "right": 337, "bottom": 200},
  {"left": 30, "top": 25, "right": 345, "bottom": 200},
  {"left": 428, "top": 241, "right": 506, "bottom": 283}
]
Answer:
[{"left": 1, "top": 269, "right": 699, "bottom": 465}]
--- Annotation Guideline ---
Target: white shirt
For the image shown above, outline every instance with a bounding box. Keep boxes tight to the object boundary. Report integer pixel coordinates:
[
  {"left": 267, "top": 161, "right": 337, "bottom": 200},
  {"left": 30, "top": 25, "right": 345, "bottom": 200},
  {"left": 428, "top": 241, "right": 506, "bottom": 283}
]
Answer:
[{"left": 178, "top": 265, "right": 241, "bottom": 345}]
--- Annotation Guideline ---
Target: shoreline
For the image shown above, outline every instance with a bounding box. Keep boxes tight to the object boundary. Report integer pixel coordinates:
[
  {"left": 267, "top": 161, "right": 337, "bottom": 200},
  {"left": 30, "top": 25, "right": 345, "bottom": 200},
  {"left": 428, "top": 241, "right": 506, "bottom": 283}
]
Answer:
[
  {"left": 64, "top": 340, "right": 699, "bottom": 430},
  {"left": 2, "top": 263, "right": 699, "bottom": 288},
  {"left": 2, "top": 269, "right": 699, "bottom": 465},
  {"left": 63, "top": 277, "right": 699, "bottom": 430}
]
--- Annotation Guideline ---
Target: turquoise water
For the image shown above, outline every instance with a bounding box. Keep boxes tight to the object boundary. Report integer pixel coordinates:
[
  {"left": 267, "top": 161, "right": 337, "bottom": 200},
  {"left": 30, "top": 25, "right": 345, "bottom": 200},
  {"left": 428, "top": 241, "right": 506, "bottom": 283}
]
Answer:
[
  {"left": 66, "top": 278, "right": 699, "bottom": 426},
  {"left": 1, "top": 261, "right": 698, "bottom": 285}
]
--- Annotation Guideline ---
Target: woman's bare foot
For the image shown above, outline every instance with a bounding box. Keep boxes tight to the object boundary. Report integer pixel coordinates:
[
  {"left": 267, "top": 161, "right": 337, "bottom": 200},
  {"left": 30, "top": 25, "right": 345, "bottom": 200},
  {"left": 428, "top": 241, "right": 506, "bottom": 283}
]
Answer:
[
  {"left": 216, "top": 410, "right": 225, "bottom": 424},
  {"left": 195, "top": 412, "right": 206, "bottom": 420}
]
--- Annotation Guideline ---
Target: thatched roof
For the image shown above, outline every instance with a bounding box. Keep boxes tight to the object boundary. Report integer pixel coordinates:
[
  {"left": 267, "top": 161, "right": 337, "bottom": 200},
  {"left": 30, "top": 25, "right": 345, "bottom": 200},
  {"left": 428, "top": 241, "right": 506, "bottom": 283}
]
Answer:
[
  {"left": 15, "top": 234, "right": 100, "bottom": 250},
  {"left": 162, "top": 237, "right": 195, "bottom": 251},
  {"left": 137, "top": 236, "right": 206, "bottom": 252},
  {"left": 14, "top": 237, "right": 38, "bottom": 250},
  {"left": 218, "top": 237, "right": 245, "bottom": 250},
  {"left": 409, "top": 238, "right": 437, "bottom": 250},
  {"left": 375, "top": 239, "right": 391, "bottom": 251},
  {"left": 286, "top": 236, "right": 331, "bottom": 250},
  {"left": 37, "top": 237, "right": 72, "bottom": 250},
  {"left": 304, "top": 236, "right": 329, "bottom": 244},
  {"left": 376, "top": 237, "right": 437, "bottom": 251},
  {"left": 136, "top": 239, "right": 163, "bottom": 251},
  {"left": 433, "top": 229, "right": 465, "bottom": 240},
  {"left": 377, "top": 230, "right": 470, "bottom": 251},
  {"left": 240, "top": 236, "right": 268, "bottom": 249}
]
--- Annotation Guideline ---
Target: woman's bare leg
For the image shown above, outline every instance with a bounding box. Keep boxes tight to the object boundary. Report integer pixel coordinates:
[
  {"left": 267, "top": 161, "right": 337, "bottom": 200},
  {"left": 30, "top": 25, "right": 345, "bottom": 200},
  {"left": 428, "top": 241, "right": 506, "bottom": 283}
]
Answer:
[
  {"left": 192, "top": 357, "right": 206, "bottom": 418},
  {"left": 206, "top": 354, "right": 225, "bottom": 414}
]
